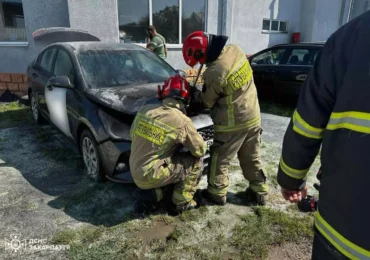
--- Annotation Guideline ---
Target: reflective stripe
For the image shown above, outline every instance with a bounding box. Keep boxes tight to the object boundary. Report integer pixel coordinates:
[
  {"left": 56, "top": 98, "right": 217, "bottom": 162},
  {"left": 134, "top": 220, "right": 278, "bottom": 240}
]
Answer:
[
  {"left": 279, "top": 157, "right": 309, "bottom": 179},
  {"left": 207, "top": 185, "right": 228, "bottom": 196},
  {"left": 155, "top": 188, "right": 163, "bottom": 202},
  {"left": 327, "top": 111, "right": 370, "bottom": 134},
  {"left": 226, "top": 94, "right": 234, "bottom": 128},
  {"left": 315, "top": 211, "right": 370, "bottom": 260},
  {"left": 209, "top": 153, "right": 219, "bottom": 185},
  {"left": 249, "top": 182, "right": 269, "bottom": 193},
  {"left": 292, "top": 110, "right": 324, "bottom": 139},
  {"left": 172, "top": 190, "right": 192, "bottom": 204},
  {"left": 222, "top": 55, "right": 253, "bottom": 95},
  {"left": 191, "top": 142, "right": 207, "bottom": 158},
  {"left": 214, "top": 117, "right": 260, "bottom": 133}
]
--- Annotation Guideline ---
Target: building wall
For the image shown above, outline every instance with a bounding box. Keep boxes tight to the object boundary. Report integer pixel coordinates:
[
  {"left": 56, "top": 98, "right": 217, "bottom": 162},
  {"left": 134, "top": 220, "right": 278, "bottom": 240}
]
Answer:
[
  {"left": 311, "top": 0, "right": 343, "bottom": 42},
  {"left": 226, "top": 0, "right": 303, "bottom": 55},
  {"left": 67, "top": 0, "right": 119, "bottom": 43},
  {"left": 300, "top": 0, "right": 351, "bottom": 43},
  {"left": 0, "top": 0, "right": 70, "bottom": 73},
  {"left": 300, "top": 0, "right": 316, "bottom": 42}
]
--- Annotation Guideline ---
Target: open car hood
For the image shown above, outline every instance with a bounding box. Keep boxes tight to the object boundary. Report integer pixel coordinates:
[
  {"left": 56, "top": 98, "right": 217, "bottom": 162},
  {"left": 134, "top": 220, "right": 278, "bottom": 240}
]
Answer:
[{"left": 86, "top": 84, "right": 213, "bottom": 129}]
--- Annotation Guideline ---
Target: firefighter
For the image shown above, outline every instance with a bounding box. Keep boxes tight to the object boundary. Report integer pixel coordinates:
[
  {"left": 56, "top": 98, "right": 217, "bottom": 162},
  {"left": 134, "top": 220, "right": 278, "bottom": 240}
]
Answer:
[
  {"left": 129, "top": 74, "right": 207, "bottom": 214},
  {"left": 277, "top": 11, "right": 370, "bottom": 259},
  {"left": 182, "top": 31, "right": 269, "bottom": 206}
]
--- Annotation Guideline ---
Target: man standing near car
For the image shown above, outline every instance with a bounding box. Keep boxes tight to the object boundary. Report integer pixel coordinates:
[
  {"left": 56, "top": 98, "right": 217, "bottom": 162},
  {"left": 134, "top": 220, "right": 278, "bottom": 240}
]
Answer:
[
  {"left": 182, "top": 31, "right": 269, "bottom": 206},
  {"left": 146, "top": 25, "right": 167, "bottom": 59},
  {"left": 277, "top": 11, "right": 370, "bottom": 259},
  {"left": 130, "top": 74, "right": 206, "bottom": 214}
]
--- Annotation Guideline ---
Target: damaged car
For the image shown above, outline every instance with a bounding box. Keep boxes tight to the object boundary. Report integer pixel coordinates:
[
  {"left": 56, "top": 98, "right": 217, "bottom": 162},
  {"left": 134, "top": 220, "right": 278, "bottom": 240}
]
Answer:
[{"left": 27, "top": 41, "right": 214, "bottom": 183}]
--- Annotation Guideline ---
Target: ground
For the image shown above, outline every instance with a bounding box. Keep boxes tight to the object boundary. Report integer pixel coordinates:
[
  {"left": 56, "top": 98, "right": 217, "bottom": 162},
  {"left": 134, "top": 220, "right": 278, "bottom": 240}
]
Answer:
[{"left": 0, "top": 102, "right": 320, "bottom": 260}]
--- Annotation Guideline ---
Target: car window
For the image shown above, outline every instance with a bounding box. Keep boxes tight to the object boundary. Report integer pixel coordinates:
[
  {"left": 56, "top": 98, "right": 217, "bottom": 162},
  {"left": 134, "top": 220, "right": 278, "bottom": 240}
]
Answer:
[
  {"left": 285, "top": 48, "right": 321, "bottom": 66},
  {"left": 251, "top": 48, "right": 286, "bottom": 65},
  {"left": 54, "top": 49, "right": 75, "bottom": 84},
  {"left": 40, "top": 48, "right": 57, "bottom": 72},
  {"left": 78, "top": 49, "right": 176, "bottom": 89}
]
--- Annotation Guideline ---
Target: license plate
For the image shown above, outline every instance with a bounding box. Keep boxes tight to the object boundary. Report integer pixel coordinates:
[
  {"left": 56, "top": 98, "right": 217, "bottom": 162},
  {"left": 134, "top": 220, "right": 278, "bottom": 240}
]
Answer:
[{"left": 206, "top": 139, "right": 213, "bottom": 150}]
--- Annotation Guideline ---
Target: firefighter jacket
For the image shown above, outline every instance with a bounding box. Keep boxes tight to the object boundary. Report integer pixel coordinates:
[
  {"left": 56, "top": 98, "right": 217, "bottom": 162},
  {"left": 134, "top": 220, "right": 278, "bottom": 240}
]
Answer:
[
  {"left": 202, "top": 44, "right": 261, "bottom": 133},
  {"left": 129, "top": 98, "right": 207, "bottom": 189},
  {"left": 277, "top": 12, "right": 370, "bottom": 259}
]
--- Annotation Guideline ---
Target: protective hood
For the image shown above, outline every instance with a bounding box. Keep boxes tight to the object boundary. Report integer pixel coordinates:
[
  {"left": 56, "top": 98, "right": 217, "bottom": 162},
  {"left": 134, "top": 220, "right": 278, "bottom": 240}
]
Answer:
[{"left": 206, "top": 34, "right": 229, "bottom": 63}]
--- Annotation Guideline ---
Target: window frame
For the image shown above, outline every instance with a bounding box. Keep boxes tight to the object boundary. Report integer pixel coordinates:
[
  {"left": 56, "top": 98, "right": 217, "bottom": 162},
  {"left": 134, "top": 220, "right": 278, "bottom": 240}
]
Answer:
[
  {"left": 53, "top": 48, "right": 77, "bottom": 86},
  {"left": 250, "top": 47, "right": 289, "bottom": 67},
  {"left": 38, "top": 47, "right": 58, "bottom": 74},
  {"left": 0, "top": 0, "right": 28, "bottom": 46},
  {"left": 262, "top": 18, "right": 288, "bottom": 34},
  {"left": 119, "top": 0, "right": 208, "bottom": 48},
  {"left": 279, "top": 47, "right": 322, "bottom": 67}
]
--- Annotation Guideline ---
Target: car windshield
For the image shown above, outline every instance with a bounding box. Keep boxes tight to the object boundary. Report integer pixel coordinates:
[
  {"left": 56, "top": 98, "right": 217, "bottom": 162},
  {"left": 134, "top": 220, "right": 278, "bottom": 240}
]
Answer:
[{"left": 78, "top": 49, "right": 176, "bottom": 88}]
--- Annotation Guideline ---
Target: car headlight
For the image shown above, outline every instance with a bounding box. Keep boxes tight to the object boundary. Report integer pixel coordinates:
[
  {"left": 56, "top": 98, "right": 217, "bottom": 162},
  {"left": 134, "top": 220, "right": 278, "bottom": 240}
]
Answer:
[{"left": 98, "top": 109, "right": 131, "bottom": 140}]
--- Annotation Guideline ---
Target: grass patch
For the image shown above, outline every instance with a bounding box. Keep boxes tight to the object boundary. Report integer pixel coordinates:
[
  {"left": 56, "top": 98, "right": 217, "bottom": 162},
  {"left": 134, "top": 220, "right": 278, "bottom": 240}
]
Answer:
[
  {"left": 0, "top": 102, "right": 33, "bottom": 129},
  {"left": 260, "top": 102, "right": 294, "bottom": 117},
  {"left": 231, "top": 207, "right": 314, "bottom": 260}
]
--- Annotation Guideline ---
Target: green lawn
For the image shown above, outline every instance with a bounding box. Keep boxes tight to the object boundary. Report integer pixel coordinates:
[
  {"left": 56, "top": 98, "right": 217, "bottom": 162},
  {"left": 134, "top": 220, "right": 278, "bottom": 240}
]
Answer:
[{"left": 0, "top": 101, "right": 33, "bottom": 129}]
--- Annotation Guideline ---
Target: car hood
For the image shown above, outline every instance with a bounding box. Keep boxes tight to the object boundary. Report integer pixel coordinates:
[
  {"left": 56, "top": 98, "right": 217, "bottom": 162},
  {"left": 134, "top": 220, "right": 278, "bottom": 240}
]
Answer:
[
  {"left": 86, "top": 84, "right": 213, "bottom": 129},
  {"left": 86, "top": 83, "right": 161, "bottom": 115}
]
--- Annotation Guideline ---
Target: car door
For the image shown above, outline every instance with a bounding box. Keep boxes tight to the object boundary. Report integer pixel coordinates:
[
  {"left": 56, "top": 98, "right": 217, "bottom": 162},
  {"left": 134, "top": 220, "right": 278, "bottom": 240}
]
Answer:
[
  {"left": 45, "top": 48, "right": 77, "bottom": 138},
  {"left": 249, "top": 47, "right": 288, "bottom": 101},
  {"left": 273, "top": 47, "right": 321, "bottom": 104},
  {"left": 32, "top": 47, "right": 58, "bottom": 116}
]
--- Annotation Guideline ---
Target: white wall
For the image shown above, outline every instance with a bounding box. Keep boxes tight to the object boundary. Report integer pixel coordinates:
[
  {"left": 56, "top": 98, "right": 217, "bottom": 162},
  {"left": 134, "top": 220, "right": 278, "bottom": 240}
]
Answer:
[
  {"left": 300, "top": 0, "right": 349, "bottom": 43},
  {"left": 67, "top": 0, "right": 119, "bottom": 43},
  {"left": 311, "top": 0, "right": 343, "bottom": 42},
  {"left": 227, "top": 0, "right": 303, "bottom": 55}
]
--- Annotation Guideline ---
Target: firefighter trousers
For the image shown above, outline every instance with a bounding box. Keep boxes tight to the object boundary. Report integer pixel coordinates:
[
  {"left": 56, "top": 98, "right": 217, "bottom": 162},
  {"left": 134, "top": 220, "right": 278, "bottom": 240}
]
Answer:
[
  {"left": 150, "top": 153, "right": 203, "bottom": 206},
  {"left": 207, "top": 125, "right": 268, "bottom": 197}
]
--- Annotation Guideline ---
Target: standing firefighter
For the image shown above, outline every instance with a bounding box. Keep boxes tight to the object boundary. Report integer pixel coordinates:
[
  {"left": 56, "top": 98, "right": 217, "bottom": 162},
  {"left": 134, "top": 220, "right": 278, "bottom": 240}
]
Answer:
[
  {"left": 182, "top": 31, "right": 269, "bottom": 205},
  {"left": 277, "top": 11, "right": 370, "bottom": 259},
  {"left": 130, "top": 74, "right": 207, "bottom": 214}
]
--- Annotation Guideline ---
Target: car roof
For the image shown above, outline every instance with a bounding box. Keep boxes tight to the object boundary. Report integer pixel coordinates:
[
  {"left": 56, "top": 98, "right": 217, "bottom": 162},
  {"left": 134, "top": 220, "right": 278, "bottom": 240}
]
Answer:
[
  {"left": 48, "top": 41, "right": 146, "bottom": 52},
  {"left": 271, "top": 42, "right": 325, "bottom": 48}
]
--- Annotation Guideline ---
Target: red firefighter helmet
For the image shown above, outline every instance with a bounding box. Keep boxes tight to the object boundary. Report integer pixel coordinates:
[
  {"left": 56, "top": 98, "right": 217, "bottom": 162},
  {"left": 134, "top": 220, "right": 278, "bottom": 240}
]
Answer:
[
  {"left": 158, "top": 74, "right": 191, "bottom": 104},
  {"left": 182, "top": 31, "right": 209, "bottom": 67}
]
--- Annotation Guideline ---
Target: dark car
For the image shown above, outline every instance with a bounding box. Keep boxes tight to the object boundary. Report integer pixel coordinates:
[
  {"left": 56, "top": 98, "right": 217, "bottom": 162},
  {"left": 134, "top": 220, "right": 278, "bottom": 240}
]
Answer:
[
  {"left": 248, "top": 42, "right": 324, "bottom": 104},
  {"left": 27, "top": 42, "right": 213, "bottom": 183}
]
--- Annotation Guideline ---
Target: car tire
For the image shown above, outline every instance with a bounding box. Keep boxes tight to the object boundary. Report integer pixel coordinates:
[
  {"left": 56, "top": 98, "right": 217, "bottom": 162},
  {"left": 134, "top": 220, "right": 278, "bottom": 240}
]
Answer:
[
  {"left": 80, "top": 129, "right": 106, "bottom": 182},
  {"left": 30, "top": 92, "right": 45, "bottom": 124}
]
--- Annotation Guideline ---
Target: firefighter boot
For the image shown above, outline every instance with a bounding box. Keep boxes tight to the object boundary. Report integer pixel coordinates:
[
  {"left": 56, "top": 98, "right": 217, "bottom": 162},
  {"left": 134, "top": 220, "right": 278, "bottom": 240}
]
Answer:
[
  {"left": 245, "top": 187, "right": 267, "bottom": 206},
  {"left": 201, "top": 189, "right": 227, "bottom": 205},
  {"left": 133, "top": 186, "right": 172, "bottom": 212}
]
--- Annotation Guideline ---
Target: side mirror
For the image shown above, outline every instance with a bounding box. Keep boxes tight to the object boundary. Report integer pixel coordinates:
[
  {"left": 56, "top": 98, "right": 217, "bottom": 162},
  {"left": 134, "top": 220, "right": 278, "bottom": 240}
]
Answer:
[
  {"left": 48, "top": 76, "right": 73, "bottom": 89},
  {"left": 176, "top": 69, "right": 187, "bottom": 78}
]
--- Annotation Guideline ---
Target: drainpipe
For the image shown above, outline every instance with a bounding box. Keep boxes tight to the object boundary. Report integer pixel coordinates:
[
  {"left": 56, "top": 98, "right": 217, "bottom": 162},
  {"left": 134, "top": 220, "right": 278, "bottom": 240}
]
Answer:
[
  {"left": 347, "top": 0, "right": 355, "bottom": 22},
  {"left": 221, "top": 0, "right": 227, "bottom": 35},
  {"left": 338, "top": 0, "right": 346, "bottom": 27}
]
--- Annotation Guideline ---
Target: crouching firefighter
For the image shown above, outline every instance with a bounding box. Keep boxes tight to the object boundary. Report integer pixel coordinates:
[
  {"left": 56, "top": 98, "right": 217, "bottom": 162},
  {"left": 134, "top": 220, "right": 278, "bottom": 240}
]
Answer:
[
  {"left": 182, "top": 31, "right": 269, "bottom": 206},
  {"left": 129, "top": 74, "right": 207, "bottom": 214}
]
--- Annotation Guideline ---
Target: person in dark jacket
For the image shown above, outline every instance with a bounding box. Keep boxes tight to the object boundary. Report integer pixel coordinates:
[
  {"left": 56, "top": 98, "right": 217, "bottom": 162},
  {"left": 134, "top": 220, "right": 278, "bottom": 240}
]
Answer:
[{"left": 277, "top": 11, "right": 370, "bottom": 259}]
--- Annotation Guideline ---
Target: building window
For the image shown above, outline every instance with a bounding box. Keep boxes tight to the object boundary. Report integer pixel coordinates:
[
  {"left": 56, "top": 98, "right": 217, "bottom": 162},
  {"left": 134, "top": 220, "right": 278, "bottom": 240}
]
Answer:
[
  {"left": 0, "top": 0, "right": 27, "bottom": 42},
  {"left": 262, "top": 19, "right": 288, "bottom": 33},
  {"left": 118, "top": 0, "right": 206, "bottom": 45}
]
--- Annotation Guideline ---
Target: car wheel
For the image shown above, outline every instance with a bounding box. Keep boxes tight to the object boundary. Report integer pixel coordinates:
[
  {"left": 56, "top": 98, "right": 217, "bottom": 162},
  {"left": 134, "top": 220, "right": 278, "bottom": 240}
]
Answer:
[
  {"left": 80, "top": 129, "right": 105, "bottom": 182},
  {"left": 30, "top": 92, "right": 44, "bottom": 124}
]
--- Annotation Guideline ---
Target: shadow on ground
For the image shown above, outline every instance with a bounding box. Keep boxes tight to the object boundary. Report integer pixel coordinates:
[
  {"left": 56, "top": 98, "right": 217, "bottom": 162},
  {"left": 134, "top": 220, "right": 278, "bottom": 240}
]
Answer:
[{"left": 0, "top": 113, "right": 149, "bottom": 228}]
